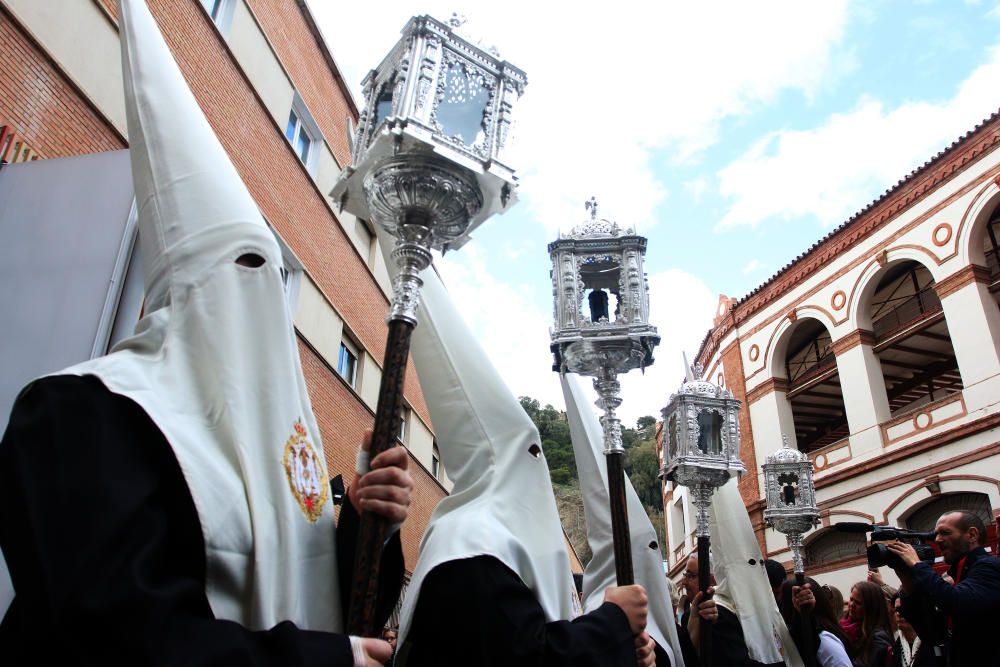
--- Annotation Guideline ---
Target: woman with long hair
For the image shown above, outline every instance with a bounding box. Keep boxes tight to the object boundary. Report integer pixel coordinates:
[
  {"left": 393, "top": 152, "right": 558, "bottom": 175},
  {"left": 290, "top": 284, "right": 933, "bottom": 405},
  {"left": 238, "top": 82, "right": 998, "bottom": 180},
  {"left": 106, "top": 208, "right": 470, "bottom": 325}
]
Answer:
[
  {"left": 841, "top": 581, "right": 894, "bottom": 667},
  {"left": 778, "top": 578, "right": 853, "bottom": 667}
]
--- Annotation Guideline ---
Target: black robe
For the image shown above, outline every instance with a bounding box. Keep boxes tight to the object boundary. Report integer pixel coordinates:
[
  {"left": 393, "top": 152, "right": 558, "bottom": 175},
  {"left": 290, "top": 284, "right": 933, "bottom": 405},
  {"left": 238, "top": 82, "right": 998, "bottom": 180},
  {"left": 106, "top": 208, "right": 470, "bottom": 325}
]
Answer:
[
  {"left": 397, "top": 555, "right": 637, "bottom": 666},
  {"left": 0, "top": 374, "right": 403, "bottom": 666}
]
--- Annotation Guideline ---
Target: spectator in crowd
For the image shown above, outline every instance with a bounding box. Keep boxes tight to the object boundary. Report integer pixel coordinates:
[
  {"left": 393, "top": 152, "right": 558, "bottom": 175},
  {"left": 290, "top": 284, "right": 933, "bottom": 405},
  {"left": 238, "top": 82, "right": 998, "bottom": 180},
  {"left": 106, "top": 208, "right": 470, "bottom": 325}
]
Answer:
[
  {"left": 764, "top": 559, "right": 788, "bottom": 600},
  {"left": 890, "top": 594, "right": 930, "bottom": 667},
  {"left": 823, "top": 584, "right": 846, "bottom": 622},
  {"left": 888, "top": 510, "right": 1000, "bottom": 667},
  {"left": 777, "top": 578, "right": 853, "bottom": 667},
  {"left": 841, "top": 581, "right": 893, "bottom": 667}
]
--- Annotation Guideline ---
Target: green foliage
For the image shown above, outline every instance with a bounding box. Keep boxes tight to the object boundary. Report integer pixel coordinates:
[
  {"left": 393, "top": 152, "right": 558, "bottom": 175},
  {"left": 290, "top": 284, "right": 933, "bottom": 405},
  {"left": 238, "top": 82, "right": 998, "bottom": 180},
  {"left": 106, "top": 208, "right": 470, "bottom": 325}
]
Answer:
[{"left": 517, "top": 396, "right": 668, "bottom": 565}]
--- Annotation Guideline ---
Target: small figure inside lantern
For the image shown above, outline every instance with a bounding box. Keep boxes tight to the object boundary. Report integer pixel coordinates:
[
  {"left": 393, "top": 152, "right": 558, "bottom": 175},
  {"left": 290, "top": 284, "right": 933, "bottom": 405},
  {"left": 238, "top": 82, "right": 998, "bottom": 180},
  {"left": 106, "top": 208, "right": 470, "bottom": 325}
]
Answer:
[
  {"left": 588, "top": 289, "right": 610, "bottom": 322},
  {"left": 778, "top": 472, "right": 799, "bottom": 505}
]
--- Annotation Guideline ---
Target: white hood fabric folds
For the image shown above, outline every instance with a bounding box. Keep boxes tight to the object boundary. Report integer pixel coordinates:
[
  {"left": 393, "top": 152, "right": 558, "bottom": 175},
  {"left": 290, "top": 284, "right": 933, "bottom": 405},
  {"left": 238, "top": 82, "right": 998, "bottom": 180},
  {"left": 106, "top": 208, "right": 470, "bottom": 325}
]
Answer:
[
  {"left": 389, "top": 246, "right": 580, "bottom": 648},
  {"left": 561, "top": 373, "right": 684, "bottom": 665},
  {"left": 55, "top": 0, "right": 341, "bottom": 631},
  {"left": 710, "top": 479, "right": 803, "bottom": 667}
]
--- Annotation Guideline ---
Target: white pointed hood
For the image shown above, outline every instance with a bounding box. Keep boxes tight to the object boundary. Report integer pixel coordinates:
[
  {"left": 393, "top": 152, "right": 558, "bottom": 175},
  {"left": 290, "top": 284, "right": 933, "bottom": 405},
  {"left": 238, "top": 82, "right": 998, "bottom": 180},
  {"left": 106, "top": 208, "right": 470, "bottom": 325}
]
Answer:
[
  {"left": 561, "top": 373, "right": 684, "bottom": 665},
  {"left": 710, "top": 479, "right": 803, "bottom": 667},
  {"left": 384, "top": 239, "right": 580, "bottom": 647},
  {"left": 54, "top": 0, "right": 341, "bottom": 631}
]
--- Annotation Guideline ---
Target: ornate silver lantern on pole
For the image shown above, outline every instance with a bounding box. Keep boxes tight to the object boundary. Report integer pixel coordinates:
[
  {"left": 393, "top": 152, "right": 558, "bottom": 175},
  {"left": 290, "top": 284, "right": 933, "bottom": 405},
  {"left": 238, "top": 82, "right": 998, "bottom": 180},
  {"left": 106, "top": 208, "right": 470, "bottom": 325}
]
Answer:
[
  {"left": 330, "top": 14, "right": 527, "bottom": 636},
  {"left": 660, "top": 362, "right": 745, "bottom": 665},
  {"left": 763, "top": 436, "right": 820, "bottom": 667},
  {"left": 549, "top": 198, "right": 659, "bottom": 585}
]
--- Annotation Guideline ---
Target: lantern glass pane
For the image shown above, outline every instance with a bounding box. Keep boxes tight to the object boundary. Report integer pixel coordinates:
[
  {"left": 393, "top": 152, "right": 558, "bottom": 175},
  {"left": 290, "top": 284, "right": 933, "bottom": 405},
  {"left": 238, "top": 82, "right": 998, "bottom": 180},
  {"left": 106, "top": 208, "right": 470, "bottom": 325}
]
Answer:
[
  {"left": 370, "top": 80, "right": 395, "bottom": 134},
  {"left": 696, "top": 410, "right": 723, "bottom": 454},
  {"left": 436, "top": 62, "right": 488, "bottom": 147}
]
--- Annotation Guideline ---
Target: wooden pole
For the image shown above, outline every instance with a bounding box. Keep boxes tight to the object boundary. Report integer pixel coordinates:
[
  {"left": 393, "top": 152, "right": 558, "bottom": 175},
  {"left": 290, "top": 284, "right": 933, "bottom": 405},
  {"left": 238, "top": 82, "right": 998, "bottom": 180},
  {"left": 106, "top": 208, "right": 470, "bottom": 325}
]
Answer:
[
  {"left": 346, "top": 318, "right": 413, "bottom": 636},
  {"left": 606, "top": 451, "right": 634, "bottom": 585},
  {"left": 698, "top": 534, "right": 713, "bottom": 666}
]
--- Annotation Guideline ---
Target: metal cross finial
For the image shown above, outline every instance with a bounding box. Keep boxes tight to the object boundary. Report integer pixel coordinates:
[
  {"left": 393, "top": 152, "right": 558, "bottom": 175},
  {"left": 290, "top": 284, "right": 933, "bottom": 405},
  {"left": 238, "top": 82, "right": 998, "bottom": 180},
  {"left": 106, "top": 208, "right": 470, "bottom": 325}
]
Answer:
[
  {"left": 448, "top": 12, "right": 467, "bottom": 28},
  {"left": 782, "top": 433, "right": 789, "bottom": 448},
  {"left": 585, "top": 196, "right": 598, "bottom": 220},
  {"left": 692, "top": 362, "right": 704, "bottom": 380}
]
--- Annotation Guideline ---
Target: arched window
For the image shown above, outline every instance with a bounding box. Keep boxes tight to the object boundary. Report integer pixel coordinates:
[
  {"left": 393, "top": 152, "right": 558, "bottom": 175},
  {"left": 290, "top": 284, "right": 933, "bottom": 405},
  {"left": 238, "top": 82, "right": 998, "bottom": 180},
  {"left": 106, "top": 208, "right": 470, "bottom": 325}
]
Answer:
[
  {"left": 904, "top": 492, "right": 992, "bottom": 532},
  {"left": 981, "top": 204, "right": 1000, "bottom": 308},
  {"left": 868, "top": 261, "right": 963, "bottom": 416},
  {"left": 805, "top": 529, "right": 866, "bottom": 567},
  {"left": 783, "top": 318, "right": 848, "bottom": 453}
]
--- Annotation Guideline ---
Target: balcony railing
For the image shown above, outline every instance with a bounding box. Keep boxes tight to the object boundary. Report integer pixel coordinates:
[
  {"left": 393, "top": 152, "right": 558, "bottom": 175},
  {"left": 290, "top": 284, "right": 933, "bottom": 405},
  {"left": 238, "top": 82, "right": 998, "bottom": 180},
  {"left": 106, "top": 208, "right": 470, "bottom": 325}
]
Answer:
[{"left": 873, "top": 288, "right": 942, "bottom": 340}]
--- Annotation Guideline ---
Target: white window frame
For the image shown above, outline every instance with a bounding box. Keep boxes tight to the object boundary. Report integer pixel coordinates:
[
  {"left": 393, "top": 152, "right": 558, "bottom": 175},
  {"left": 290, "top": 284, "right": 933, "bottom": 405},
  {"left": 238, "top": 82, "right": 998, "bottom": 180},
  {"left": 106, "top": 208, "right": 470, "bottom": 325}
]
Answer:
[
  {"left": 269, "top": 229, "right": 303, "bottom": 319},
  {"left": 398, "top": 407, "right": 410, "bottom": 444},
  {"left": 285, "top": 92, "right": 321, "bottom": 175},
  {"left": 431, "top": 443, "right": 441, "bottom": 480},
  {"left": 337, "top": 337, "right": 359, "bottom": 388},
  {"left": 198, "top": 0, "right": 236, "bottom": 35}
]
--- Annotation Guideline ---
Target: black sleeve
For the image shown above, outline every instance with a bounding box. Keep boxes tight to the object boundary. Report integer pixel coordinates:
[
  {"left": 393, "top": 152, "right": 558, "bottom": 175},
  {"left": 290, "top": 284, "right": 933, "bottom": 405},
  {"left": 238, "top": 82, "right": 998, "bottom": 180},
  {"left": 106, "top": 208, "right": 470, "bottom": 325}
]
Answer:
[
  {"left": 399, "top": 555, "right": 636, "bottom": 667},
  {"left": 0, "top": 375, "right": 352, "bottom": 666},
  {"left": 335, "top": 494, "right": 405, "bottom": 627},
  {"left": 909, "top": 557, "right": 1000, "bottom": 615},
  {"left": 713, "top": 606, "right": 751, "bottom": 665}
]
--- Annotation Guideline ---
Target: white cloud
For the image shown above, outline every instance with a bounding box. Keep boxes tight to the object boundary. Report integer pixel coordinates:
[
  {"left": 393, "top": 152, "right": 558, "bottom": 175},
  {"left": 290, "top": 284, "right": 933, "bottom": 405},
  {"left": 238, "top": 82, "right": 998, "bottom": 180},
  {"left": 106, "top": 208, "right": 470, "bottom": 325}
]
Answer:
[
  {"left": 310, "top": 0, "right": 851, "bottom": 234},
  {"left": 742, "top": 259, "right": 761, "bottom": 275},
  {"left": 716, "top": 45, "right": 1000, "bottom": 230},
  {"left": 684, "top": 177, "right": 710, "bottom": 204}
]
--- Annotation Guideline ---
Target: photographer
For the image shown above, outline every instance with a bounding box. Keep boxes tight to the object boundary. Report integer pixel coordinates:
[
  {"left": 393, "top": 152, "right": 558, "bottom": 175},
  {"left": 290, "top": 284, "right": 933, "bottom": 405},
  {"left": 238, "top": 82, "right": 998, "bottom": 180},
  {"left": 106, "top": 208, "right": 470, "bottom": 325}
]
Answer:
[{"left": 886, "top": 511, "right": 1000, "bottom": 667}]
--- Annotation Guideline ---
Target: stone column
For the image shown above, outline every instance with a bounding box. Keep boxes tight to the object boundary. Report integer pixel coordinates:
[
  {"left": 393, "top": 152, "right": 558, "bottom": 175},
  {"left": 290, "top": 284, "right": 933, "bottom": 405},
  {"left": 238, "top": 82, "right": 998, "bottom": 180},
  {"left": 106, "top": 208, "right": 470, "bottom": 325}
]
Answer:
[
  {"left": 832, "top": 329, "right": 890, "bottom": 454},
  {"left": 935, "top": 265, "right": 1000, "bottom": 407}
]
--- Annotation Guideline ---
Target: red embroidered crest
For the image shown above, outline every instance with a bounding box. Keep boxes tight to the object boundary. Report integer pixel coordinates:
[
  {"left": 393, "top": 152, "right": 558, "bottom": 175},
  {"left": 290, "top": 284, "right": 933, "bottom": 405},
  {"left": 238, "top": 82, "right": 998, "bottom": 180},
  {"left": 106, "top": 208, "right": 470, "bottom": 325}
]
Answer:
[{"left": 282, "top": 420, "right": 329, "bottom": 523}]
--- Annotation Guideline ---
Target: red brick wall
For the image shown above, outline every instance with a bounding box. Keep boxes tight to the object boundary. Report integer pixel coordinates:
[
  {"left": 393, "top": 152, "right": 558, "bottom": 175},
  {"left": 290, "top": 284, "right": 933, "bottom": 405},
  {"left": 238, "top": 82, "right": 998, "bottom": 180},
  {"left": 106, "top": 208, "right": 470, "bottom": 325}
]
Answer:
[
  {"left": 300, "top": 339, "right": 445, "bottom": 571},
  {"left": 0, "top": 7, "right": 124, "bottom": 159},
  {"left": 244, "top": 0, "right": 355, "bottom": 167}
]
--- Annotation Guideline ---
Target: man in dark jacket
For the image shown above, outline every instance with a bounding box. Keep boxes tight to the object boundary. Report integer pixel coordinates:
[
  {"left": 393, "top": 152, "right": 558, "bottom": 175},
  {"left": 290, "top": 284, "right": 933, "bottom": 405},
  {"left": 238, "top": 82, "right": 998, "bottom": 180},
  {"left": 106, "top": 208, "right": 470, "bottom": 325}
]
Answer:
[{"left": 888, "top": 510, "right": 1000, "bottom": 667}]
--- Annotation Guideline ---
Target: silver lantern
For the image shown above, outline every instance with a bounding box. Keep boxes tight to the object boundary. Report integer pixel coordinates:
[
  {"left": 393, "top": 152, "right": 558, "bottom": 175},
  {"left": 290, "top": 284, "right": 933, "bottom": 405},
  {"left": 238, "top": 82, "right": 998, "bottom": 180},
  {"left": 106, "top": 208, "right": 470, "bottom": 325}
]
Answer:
[
  {"left": 549, "top": 198, "right": 660, "bottom": 455},
  {"left": 660, "top": 362, "right": 745, "bottom": 661},
  {"left": 331, "top": 14, "right": 527, "bottom": 267},
  {"left": 763, "top": 435, "right": 820, "bottom": 578},
  {"left": 549, "top": 199, "right": 659, "bottom": 585},
  {"left": 332, "top": 14, "right": 526, "bottom": 637}
]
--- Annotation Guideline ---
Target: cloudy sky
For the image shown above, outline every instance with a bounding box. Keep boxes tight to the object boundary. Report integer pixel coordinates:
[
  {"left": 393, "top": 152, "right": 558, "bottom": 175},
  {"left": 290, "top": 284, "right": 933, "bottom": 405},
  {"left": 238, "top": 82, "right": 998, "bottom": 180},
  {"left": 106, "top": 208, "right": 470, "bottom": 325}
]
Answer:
[{"left": 312, "top": 0, "right": 1000, "bottom": 425}]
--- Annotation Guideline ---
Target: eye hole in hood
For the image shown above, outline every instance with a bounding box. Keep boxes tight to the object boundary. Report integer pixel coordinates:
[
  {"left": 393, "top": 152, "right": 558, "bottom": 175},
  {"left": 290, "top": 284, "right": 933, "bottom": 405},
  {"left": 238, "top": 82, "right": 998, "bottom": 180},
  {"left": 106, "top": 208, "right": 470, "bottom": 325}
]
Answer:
[{"left": 235, "top": 253, "right": 266, "bottom": 268}]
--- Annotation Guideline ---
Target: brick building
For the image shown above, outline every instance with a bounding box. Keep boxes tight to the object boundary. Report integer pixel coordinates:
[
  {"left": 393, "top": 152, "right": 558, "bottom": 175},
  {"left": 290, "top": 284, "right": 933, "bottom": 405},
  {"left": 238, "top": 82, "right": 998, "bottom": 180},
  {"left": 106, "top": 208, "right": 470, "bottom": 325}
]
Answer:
[
  {"left": 0, "top": 0, "right": 450, "bottom": 576},
  {"left": 658, "top": 110, "right": 1000, "bottom": 593}
]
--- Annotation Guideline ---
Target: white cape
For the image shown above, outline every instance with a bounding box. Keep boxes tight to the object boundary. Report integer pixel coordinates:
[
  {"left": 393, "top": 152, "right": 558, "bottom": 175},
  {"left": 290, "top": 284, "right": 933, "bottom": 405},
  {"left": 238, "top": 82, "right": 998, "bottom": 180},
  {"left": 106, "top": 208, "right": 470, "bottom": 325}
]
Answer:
[
  {"left": 388, "top": 243, "right": 580, "bottom": 648},
  {"left": 562, "top": 373, "right": 685, "bottom": 665},
  {"left": 51, "top": 0, "right": 341, "bottom": 631},
  {"left": 711, "top": 479, "right": 803, "bottom": 666}
]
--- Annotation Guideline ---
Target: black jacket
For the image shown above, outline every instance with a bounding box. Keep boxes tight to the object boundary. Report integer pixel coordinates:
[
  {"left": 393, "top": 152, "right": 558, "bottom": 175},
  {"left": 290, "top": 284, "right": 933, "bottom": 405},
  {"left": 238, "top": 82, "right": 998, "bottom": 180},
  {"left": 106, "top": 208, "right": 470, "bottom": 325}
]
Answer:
[{"left": 900, "top": 545, "right": 1000, "bottom": 667}]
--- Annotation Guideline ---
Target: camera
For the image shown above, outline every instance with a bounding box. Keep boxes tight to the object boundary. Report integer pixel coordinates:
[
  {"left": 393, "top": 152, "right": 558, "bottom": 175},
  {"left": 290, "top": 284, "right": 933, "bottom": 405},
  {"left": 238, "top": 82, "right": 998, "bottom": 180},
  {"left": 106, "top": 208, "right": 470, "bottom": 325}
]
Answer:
[{"left": 833, "top": 522, "right": 938, "bottom": 570}]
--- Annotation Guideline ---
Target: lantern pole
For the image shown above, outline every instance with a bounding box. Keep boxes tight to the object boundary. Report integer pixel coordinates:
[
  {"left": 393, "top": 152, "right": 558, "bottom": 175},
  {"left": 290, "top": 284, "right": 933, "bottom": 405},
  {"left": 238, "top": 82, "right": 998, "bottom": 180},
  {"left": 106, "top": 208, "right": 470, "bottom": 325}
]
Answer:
[
  {"left": 331, "top": 14, "right": 527, "bottom": 636},
  {"left": 548, "top": 199, "right": 660, "bottom": 586},
  {"left": 594, "top": 367, "right": 634, "bottom": 584},
  {"left": 660, "top": 360, "right": 746, "bottom": 666},
  {"left": 763, "top": 435, "right": 821, "bottom": 667}
]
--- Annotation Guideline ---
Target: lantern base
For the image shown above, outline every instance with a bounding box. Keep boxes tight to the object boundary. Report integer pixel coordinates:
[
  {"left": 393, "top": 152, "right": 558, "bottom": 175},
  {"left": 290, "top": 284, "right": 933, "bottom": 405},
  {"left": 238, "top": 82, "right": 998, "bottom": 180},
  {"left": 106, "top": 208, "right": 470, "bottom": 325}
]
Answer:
[
  {"left": 551, "top": 334, "right": 657, "bottom": 375},
  {"left": 360, "top": 153, "right": 484, "bottom": 252}
]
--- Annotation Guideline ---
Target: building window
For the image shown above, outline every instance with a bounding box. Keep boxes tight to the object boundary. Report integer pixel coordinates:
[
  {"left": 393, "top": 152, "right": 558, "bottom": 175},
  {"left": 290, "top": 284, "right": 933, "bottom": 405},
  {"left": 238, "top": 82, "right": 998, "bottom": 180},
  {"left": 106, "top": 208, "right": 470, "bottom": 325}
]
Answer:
[
  {"left": 269, "top": 228, "right": 302, "bottom": 318},
  {"left": 337, "top": 339, "right": 358, "bottom": 388},
  {"left": 198, "top": 0, "right": 235, "bottom": 33},
  {"left": 431, "top": 443, "right": 441, "bottom": 479},
  {"left": 398, "top": 407, "right": 410, "bottom": 444},
  {"left": 285, "top": 93, "right": 321, "bottom": 174}
]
